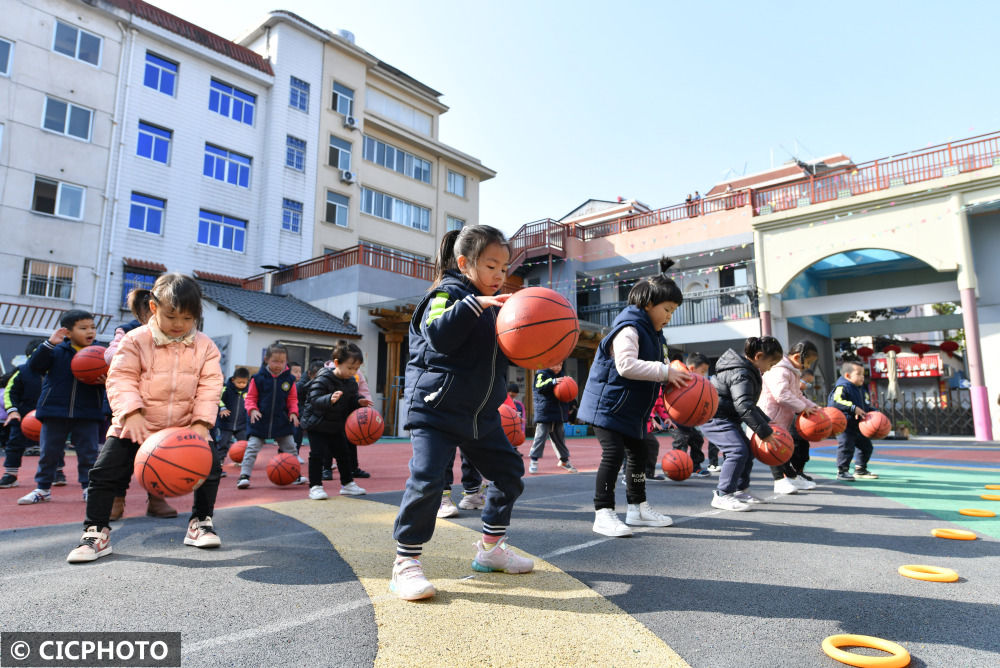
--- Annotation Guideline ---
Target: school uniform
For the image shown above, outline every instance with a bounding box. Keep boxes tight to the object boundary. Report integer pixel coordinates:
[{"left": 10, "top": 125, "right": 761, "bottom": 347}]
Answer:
[
  {"left": 828, "top": 377, "right": 873, "bottom": 473},
  {"left": 240, "top": 367, "right": 298, "bottom": 477},
  {"left": 300, "top": 367, "right": 361, "bottom": 487},
  {"left": 3, "top": 363, "right": 43, "bottom": 470},
  {"left": 529, "top": 368, "right": 571, "bottom": 463},
  {"left": 216, "top": 378, "right": 248, "bottom": 452}
]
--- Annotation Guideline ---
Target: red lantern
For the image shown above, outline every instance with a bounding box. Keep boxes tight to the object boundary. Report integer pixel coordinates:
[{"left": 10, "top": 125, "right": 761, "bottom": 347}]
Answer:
[
  {"left": 882, "top": 344, "right": 901, "bottom": 355},
  {"left": 939, "top": 340, "right": 959, "bottom": 357},
  {"left": 856, "top": 346, "right": 874, "bottom": 360},
  {"left": 911, "top": 343, "right": 931, "bottom": 357}
]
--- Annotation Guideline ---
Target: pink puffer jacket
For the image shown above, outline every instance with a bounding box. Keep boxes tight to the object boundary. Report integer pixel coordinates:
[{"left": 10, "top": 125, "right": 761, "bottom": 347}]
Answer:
[
  {"left": 106, "top": 324, "right": 223, "bottom": 437},
  {"left": 757, "top": 356, "right": 817, "bottom": 429}
]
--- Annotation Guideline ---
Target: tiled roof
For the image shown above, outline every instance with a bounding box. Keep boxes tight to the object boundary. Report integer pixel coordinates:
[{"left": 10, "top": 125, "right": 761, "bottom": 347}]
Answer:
[
  {"left": 193, "top": 270, "right": 241, "bottom": 285},
  {"left": 123, "top": 257, "right": 167, "bottom": 273},
  {"left": 198, "top": 280, "right": 358, "bottom": 336}
]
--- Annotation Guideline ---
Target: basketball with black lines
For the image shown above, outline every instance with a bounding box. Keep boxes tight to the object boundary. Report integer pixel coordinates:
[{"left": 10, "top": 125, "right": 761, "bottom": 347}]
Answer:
[
  {"left": 345, "top": 407, "right": 384, "bottom": 446},
  {"left": 661, "top": 362, "right": 719, "bottom": 427},
  {"left": 266, "top": 452, "right": 301, "bottom": 486},
  {"left": 133, "top": 427, "right": 213, "bottom": 498},
  {"left": 71, "top": 345, "right": 109, "bottom": 384},
  {"left": 750, "top": 424, "right": 794, "bottom": 466},
  {"left": 496, "top": 287, "right": 579, "bottom": 370},
  {"left": 661, "top": 449, "right": 694, "bottom": 481},
  {"left": 498, "top": 403, "right": 524, "bottom": 446}
]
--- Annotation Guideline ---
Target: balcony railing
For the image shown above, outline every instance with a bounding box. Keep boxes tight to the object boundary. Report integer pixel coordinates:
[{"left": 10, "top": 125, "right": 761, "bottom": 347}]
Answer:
[
  {"left": 243, "top": 244, "right": 435, "bottom": 290},
  {"left": 508, "top": 218, "right": 566, "bottom": 271},
  {"left": 578, "top": 286, "right": 759, "bottom": 329},
  {"left": 0, "top": 302, "right": 113, "bottom": 335},
  {"left": 571, "top": 191, "right": 749, "bottom": 242}
]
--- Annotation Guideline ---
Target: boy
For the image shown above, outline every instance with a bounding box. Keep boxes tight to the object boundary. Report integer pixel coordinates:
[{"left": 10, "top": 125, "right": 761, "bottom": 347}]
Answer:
[
  {"left": 507, "top": 382, "right": 527, "bottom": 433},
  {"left": 17, "top": 312, "right": 105, "bottom": 504},
  {"left": 217, "top": 367, "right": 250, "bottom": 454},
  {"left": 828, "top": 360, "right": 876, "bottom": 481},
  {"left": 529, "top": 362, "right": 576, "bottom": 474},
  {"left": 2, "top": 340, "right": 58, "bottom": 488},
  {"left": 669, "top": 353, "right": 712, "bottom": 477}
]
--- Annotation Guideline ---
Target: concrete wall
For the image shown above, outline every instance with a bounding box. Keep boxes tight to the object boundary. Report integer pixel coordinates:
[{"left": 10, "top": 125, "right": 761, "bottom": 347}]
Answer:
[{"left": 969, "top": 211, "right": 1000, "bottom": 426}]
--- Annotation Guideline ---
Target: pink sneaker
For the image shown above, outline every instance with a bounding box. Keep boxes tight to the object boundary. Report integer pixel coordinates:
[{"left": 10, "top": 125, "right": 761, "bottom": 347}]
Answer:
[
  {"left": 471, "top": 537, "right": 534, "bottom": 574},
  {"left": 390, "top": 557, "right": 436, "bottom": 600}
]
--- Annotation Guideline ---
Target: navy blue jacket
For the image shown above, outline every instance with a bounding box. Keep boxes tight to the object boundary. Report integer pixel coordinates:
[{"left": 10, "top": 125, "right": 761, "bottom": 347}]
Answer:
[
  {"left": 533, "top": 369, "right": 569, "bottom": 423},
  {"left": 247, "top": 368, "right": 296, "bottom": 439},
  {"left": 828, "top": 376, "right": 871, "bottom": 432},
  {"left": 301, "top": 368, "right": 361, "bottom": 434},
  {"left": 403, "top": 270, "right": 509, "bottom": 440},
  {"left": 577, "top": 305, "right": 666, "bottom": 439},
  {"left": 29, "top": 339, "right": 106, "bottom": 421},
  {"left": 4, "top": 365, "right": 42, "bottom": 414},
  {"left": 217, "top": 379, "right": 248, "bottom": 432}
]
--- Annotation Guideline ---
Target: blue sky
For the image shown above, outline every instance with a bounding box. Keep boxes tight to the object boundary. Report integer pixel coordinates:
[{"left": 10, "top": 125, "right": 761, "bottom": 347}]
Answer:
[{"left": 150, "top": 0, "right": 1000, "bottom": 235}]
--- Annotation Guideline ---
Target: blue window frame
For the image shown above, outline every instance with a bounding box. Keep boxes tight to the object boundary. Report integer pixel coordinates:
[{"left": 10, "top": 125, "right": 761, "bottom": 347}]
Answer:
[
  {"left": 136, "top": 121, "right": 171, "bottom": 163},
  {"left": 128, "top": 193, "right": 164, "bottom": 234},
  {"left": 143, "top": 52, "right": 177, "bottom": 96},
  {"left": 198, "top": 210, "right": 246, "bottom": 252},
  {"left": 282, "top": 198, "right": 303, "bottom": 233},
  {"left": 121, "top": 269, "right": 157, "bottom": 308},
  {"left": 286, "top": 135, "right": 305, "bottom": 171},
  {"left": 289, "top": 76, "right": 309, "bottom": 111},
  {"left": 203, "top": 144, "right": 251, "bottom": 188},
  {"left": 209, "top": 80, "right": 255, "bottom": 125}
]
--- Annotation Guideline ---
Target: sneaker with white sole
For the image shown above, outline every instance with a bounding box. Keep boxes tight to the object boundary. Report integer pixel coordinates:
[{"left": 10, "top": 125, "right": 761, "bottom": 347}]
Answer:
[
  {"left": 458, "top": 491, "right": 485, "bottom": 510},
  {"left": 773, "top": 477, "right": 798, "bottom": 495},
  {"left": 593, "top": 508, "right": 633, "bottom": 537},
  {"left": 472, "top": 537, "right": 535, "bottom": 573},
  {"left": 236, "top": 474, "right": 250, "bottom": 489},
  {"left": 390, "top": 557, "right": 436, "bottom": 601},
  {"left": 557, "top": 460, "right": 578, "bottom": 473},
  {"left": 0, "top": 473, "right": 19, "bottom": 488},
  {"left": 437, "top": 494, "right": 459, "bottom": 518},
  {"left": 707, "top": 464, "right": 721, "bottom": 473},
  {"left": 67, "top": 526, "right": 112, "bottom": 563},
  {"left": 626, "top": 501, "right": 673, "bottom": 527},
  {"left": 184, "top": 517, "right": 221, "bottom": 548},
  {"left": 53, "top": 470, "right": 67, "bottom": 486},
  {"left": 17, "top": 488, "right": 51, "bottom": 505},
  {"left": 789, "top": 476, "right": 816, "bottom": 490},
  {"left": 528, "top": 460, "right": 538, "bottom": 474},
  {"left": 292, "top": 476, "right": 308, "bottom": 486},
  {"left": 340, "top": 481, "right": 366, "bottom": 496},
  {"left": 711, "top": 492, "right": 751, "bottom": 512},
  {"left": 308, "top": 485, "right": 328, "bottom": 500},
  {"left": 297, "top": 456, "right": 305, "bottom": 465},
  {"left": 82, "top": 488, "right": 88, "bottom": 502},
  {"left": 735, "top": 489, "right": 765, "bottom": 504},
  {"left": 854, "top": 468, "right": 879, "bottom": 479}
]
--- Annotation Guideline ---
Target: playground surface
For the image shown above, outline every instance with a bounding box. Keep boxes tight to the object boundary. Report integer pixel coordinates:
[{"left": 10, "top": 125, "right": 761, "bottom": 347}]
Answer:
[{"left": 2, "top": 436, "right": 999, "bottom": 667}]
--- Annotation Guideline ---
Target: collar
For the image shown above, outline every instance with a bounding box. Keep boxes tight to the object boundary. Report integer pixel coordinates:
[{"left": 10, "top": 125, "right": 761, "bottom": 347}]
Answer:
[{"left": 149, "top": 321, "right": 196, "bottom": 346}]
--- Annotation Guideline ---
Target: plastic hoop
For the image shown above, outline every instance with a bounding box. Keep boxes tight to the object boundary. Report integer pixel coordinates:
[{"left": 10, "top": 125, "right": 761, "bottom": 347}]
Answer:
[
  {"left": 821, "top": 634, "right": 910, "bottom": 668},
  {"left": 959, "top": 508, "right": 996, "bottom": 518},
  {"left": 981, "top": 494, "right": 1000, "bottom": 501},
  {"left": 984, "top": 484, "right": 1000, "bottom": 490},
  {"left": 897, "top": 564, "right": 959, "bottom": 582},
  {"left": 932, "top": 528, "right": 977, "bottom": 540}
]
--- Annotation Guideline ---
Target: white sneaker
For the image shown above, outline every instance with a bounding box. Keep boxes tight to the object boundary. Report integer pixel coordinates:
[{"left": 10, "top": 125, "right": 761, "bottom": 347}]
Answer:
[
  {"left": 711, "top": 492, "right": 751, "bottom": 512},
  {"left": 17, "top": 489, "right": 51, "bottom": 505},
  {"left": 297, "top": 456, "right": 305, "bottom": 465},
  {"left": 789, "top": 476, "right": 816, "bottom": 490},
  {"left": 626, "top": 502, "right": 673, "bottom": 527},
  {"left": 292, "top": 476, "right": 308, "bottom": 486},
  {"left": 528, "top": 460, "right": 538, "bottom": 474},
  {"left": 67, "top": 526, "right": 112, "bottom": 563},
  {"left": 390, "top": 557, "right": 436, "bottom": 601},
  {"left": 472, "top": 537, "right": 534, "bottom": 573},
  {"left": 340, "top": 481, "right": 366, "bottom": 496},
  {"left": 593, "top": 508, "right": 633, "bottom": 537},
  {"left": 309, "top": 485, "right": 328, "bottom": 500},
  {"left": 707, "top": 464, "right": 721, "bottom": 472},
  {"left": 773, "top": 477, "right": 798, "bottom": 495},
  {"left": 458, "top": 491, "right": 485, "bottom": 510},
  {"left": 184, "top": 517, "right": 221, "bottom": 548},
  {"left": 736, "top": 489, "right": 765, "bottom": 504},
  {"left": 437, "top": 494, "right": 459, "bottom": 518}
]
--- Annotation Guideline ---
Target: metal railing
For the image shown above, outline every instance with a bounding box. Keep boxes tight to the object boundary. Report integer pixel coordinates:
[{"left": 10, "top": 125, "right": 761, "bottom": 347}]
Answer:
[
  {"left": 0, "top": 302, "right": 113, "bottom": 335},
  {"left": 243, "top": 244, "right": 435, "bottom": 290},
  {"left": 508, "top": 218, "right": 566, "bottom": 270},
  {"left": 578, "top": 286, "right": 759, "bottom": 328},
  {"left": 571, "top": 191, "right": 749, "bottom": 242},
  {"left": 874, "top": 389, "right": 973, "bottom": 436}
]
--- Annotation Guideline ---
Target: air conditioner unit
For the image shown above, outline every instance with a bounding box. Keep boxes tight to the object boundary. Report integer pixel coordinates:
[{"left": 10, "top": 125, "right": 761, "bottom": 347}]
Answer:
[
  {"left": 343, "top": 115, "right": 360, "bottom": 131},
  {"left": 340, "top": 169, "right": 356, "bottom": 184}
]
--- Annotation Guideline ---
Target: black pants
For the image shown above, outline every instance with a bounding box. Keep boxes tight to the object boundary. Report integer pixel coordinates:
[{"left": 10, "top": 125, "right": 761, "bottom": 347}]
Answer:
[
  {"left": 837, "top": 429, "right": 873, "bottom": 472},
  {"left": 324, "top": 440, "right": 359, "bottom": 472},
  {"left": 216, "top": 427, "right": 246, "bottom": 458},
  {"left": 444, "top": 449, "right": 483, "bottom": 493},
  {"left": 770, "top": 422, "right": 811, "bottom": 480},
  {"left": 671, "top": 425, "right": 706, "bottom": 469},
  {"left": 643, "top": 432, "right": 660, "bottom": 476},
  {"left": 308, "top": 429, "right": 354, "bottom": 487},
  {"left": 85, "top": 435, "right": 222, "bottom": 530},
  {"left": 593, "top": 426, "right": 647, "bottom": 510}
]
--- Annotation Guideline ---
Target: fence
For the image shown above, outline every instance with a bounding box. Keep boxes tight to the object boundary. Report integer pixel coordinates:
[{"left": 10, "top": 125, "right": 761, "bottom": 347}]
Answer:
[
  {"left": 0, "top": 302, "right": 113, "bottom": 335},
  {"left": 571, "top": 191, "right": 749, "bottom": 242},
  {"left": 578, "top": 286, "right": 758, "bottom": 328},
  {"left": 243, "top": 244, "right": 435, "bottom": 290},
  {"left": 874, "top": 389, "right": 974, "bottom": 436}
]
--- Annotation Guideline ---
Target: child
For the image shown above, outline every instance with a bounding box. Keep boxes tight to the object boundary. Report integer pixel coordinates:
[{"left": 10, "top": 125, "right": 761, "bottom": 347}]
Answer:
[
  {"left": 391, "top": 225, "right": 532, "bottom": 601},
  {"left": 700, "top": 337, "right": 784, "bottom": 512},
  {"left": 66, "top": 273, "right": 225, "bottom": 562},
  {"left": 218, "top": 367, "right": 250, "bottom": 451},
  {"left": 1, "top": 339, "right": 46, "bottom": 488},
  {"left": 829, "top": 360, "right": 877, "bottom": 480},
  {"left": 759, "top": 340, "right": 822, "bottom": 495},
  {"left": 669, "top": 352, "right": 713, "bottom": 478},
  {"left": 528, "top": 362, "right": 577, "bottom": 474},
  {"left": 17, "top": 311, "right": 105, "bottom": 505},
  {"left": 436, "top": 451, "right": 484, "bottom": 518},
  {"left": 643, "top": 386, "right": 668, "bottom": 481},
  {"left": 289, "top": 362, "right": 304, "bottom": 460},
  {"left": 507, "top": 382, "right": 527, "bottom": 432},
  {"left": 238, "top": 344, "right": 306, "bottom": 488},
  {"left": 300, "top": 341, "right": 372, "bottom": 499},
  {"left": 577, "top": 258, "right": 691, "bottom": 537}
]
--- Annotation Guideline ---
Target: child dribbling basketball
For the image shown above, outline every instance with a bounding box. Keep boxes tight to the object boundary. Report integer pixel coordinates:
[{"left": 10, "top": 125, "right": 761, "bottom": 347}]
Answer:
[
  {"left": 67, "top": 274, "right": 224, "bottom": 563},
  {"left": 391, "top": 225, "right": 533, "bottom": 601}
]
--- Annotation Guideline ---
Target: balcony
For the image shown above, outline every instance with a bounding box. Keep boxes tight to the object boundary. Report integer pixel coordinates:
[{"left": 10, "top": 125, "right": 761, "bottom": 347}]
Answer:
[
  {"left": 0, "top": 302, "right": 113, "bottom": 335},
  {"left": 508, "top": 219, "right": 566, "bottom": 272},
  {"left": 243, "top": 244, "right": 435, "bottom": 291},
  {"left": 578, "top": 286, "right": 759, "bottom": 329}
]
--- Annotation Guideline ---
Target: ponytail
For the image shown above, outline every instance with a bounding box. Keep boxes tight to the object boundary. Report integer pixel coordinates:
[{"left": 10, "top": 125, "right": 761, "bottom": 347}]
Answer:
[
  {"left": 126, "top": 288, "right": 153, "bottom": 323},
  {"left": 745, "top": 336, "right": 783, "bottom": 361},
  {"left": 788, "top": 339, "right": 818, "bottom": 359},
  {"left": 628, "top": 256, "right": 683, "bottom": 308}
]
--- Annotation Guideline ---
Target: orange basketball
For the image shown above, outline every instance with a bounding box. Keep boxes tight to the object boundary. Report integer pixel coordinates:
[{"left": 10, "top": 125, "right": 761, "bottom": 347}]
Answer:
[
  {"left": 796, "top": 410, "right": 833, "bottom": 442},
  {"left": 750, "top": 424, "right": 794, "bottom": 466},
  {"left": 510, "top": 429, "right": 525, "bottom": 447},
  {"left": 553, "top": 377, "right": 578, "bottom": 403},
  {"left": 860, "top": 411, "right": 892, "bottom": 439},
  {"left": 228, "top": 440, "right": 247, "bottom": 463},
  {"left": 496, "top": 287, "right": 579, "bottom": 369},
  {"left": 134, "top": 427, "right": 213, "bottom": 498},
  {"left": 499, "top": 403, "right": 522, "bottom": 445},
  {"left": 71, "top": 345, "right": 109, "bottom": 384},
  {"left": 662, "top": 368, "right": 719, "bottom": 427},
  {"left": 345, "top": 407, "right": 384, "bottom": 445},
  {"left": 661, "top": 449, "right": 694, "bottom": 481},
  {"left": 823, "top": 407, "right": 848, "bottom": 436},
  {"left": 266, "top": 452, "right": 301, "bottom": 486},
  {"left": 20, "top": 410, "right": 42, "bottom": 442}
]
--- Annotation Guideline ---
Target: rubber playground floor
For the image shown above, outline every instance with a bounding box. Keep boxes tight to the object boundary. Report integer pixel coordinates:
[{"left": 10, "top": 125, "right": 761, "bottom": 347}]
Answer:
[{"left": 2, "top": 436, "right": 999, "bottom": 667}]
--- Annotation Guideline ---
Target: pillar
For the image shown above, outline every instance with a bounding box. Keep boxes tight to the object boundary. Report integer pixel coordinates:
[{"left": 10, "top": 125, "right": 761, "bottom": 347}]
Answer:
[{"left": 753, "top": 229, "right": 772, "bottom": 337}]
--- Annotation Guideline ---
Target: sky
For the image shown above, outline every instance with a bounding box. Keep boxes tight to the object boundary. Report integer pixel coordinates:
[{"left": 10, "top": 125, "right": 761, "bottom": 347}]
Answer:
[{"left": 148, "top": 0, "right": 1000, "bottom": 236}]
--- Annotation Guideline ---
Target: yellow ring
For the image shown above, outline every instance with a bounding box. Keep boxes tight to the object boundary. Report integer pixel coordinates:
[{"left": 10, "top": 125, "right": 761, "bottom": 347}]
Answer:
[
  {"left": 821, "top": 634, "right": 910, "bottom": 668},
  {"left": 897, "top": 564, "right": 959, "bottom": 582},
  {"left": 981, "top": 494, "right": 1000, "bottom": 501},
  {"left": 959, "top": 508, "right": 996, "bottom": 517},
  {"left": 932, "top": 528, "right": 977, "bottom": 540},
  {"left": 984, "top": 484, "right": 1000, "bottom": 490}
]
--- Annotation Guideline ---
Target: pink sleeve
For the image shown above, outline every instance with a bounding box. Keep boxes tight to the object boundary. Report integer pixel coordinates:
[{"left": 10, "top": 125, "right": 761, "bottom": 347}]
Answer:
[
  {"left": 766, "top": 367, "right": 813, "bottom": 413},
  {"left": 286, "top": 382, "right": 299, "bottom": 416},
  {"left": 106, "top": 333, "right": 144, "bottom": 419},
  {"left": 356, "top": 371, "right": 372, "bottom": 400},
  {"left": 104, "top": 328, "right": 126, "bottom": 365},
  {"left": 245, "top": 379, "right": 259, "bottom": 412}
]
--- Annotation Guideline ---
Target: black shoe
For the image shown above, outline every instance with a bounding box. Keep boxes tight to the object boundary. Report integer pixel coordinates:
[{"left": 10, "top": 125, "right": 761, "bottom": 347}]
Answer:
[
  {"left": 322, "top": 468, "right": 333, "bottom": 481},
  {"left": 352, "top": 469, "right": 371, "bottom": 479},
  {"left": 798, "top": 472, "right": 814, "bottom": 482},
  {"left": 236, "top": 474, "right": 251, "bottom": 489},
  {"left": 0, "top": 473, "right": 18, "bottom": 488},
  {"left": 836, "top": 471, "right": 855, "bottom": 481},
  {"left": 53, "top": 470, "right": 67, "bottom": 486},
  {"left": 854, "top": 468, "right": 879, "bottom": 479},
  {"left": 645, "top": 473, "right": 666, "bottom": 482}
]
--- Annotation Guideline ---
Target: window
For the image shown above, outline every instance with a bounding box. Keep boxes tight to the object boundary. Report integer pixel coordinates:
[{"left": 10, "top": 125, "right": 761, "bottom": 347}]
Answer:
[
  {"left": 282, "top": 198, "right": 302, "bottom": 233},
  {"left": 22, "top": 260, "right": 74, "bottom": 299},
  {"left": 0, "top": 37, "right": 12, "bottom": 76},
  {"left": 0, "top": 124, "right": 4, "bottom": 153},
  {"left": 32, "top": 177, "right": 84, "bottom": 219},
  {"left": 209, "top": 80, "right": 255, "bottom": 125},
  {"left": 203, "top": 144, "right": 251, "bottom": 188},
  {"left": 121, "top": 269, "right": 157, "bottom": 307},
  {"left": 42, "top": 97, "right": 92, "bottom": 141},
  {"left": 366, "top": 87, "right": 431, "bottom": 135},
  {"left": 362, "top": 135, "right": 431, "bottom": 183},
  {"left": 447, "top": 216, "right": 465, "bottom": 232},
  {"left": 447, "top": 171, "right": 466, "bottom": 198},
  {"left": 325, "top": 191, "right": 348, "bottom": 228},
  {"left": 289, "top": 76, "right": 309, "bottom": 111},
  {"left": 286, "top": 135, "right": 305, "bottom": 171},
  {"left": 128, "top": 193, "right": 164, "bottom": 234},
  {"left": 360, "top": 187, "right": 430, "bottom": 232},
  {"left": 332, "top": 82, "right": 354, "bottom": 116},
  {"left": 361, "top": 240, "right": 428, "bottom": 263},
  {"left": 137, "top": 122, "right": 171, "bottom": 163},
  {"left": 328, "top": 135, "right": 352, "bottom": 171},
  {"left": 52, "top": 21, "right": 101, "bottom": 66},
  {"left": 198, "top": 210, "right": 246, "bottom": 252},
  {"left": 144, "top": 52, "right": 177, "bottom": 96}
]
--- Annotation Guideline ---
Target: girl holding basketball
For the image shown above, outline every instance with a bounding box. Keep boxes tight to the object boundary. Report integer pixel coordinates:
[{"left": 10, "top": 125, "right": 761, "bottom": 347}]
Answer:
[
  {"left": 577, "top": 258, "right": 692, "bottom": 538},
  {"left": 391, "top": 225, "right": 532, "bottom": 601},
  {"left": 700, "top": 337, "right": 784, "bottom": 512},
  {"left": 67, "top": 273, "right": 224, "bottom": 563}
]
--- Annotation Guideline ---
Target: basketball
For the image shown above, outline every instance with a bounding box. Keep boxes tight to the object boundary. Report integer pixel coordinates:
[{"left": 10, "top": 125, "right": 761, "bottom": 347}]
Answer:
[
  {"left": 499, "top": 403, "right": 522, "bottom": 445},
  {"left": 71, "top": 345, "right": 109, "bottom": 384},
  {"left": 662, "top": 366, "right": 719, "bottom": 427},
  {"left": 823, "top": 407, "right": 848, "bottom": 436},
  {"left": 510, "top": 428, "right": 525, "bottom": 447},
  {"left": 20, "top": 410, "right": 42, "bottom": 442},
  {"left": 496, "top": 287, "right": 579, "bottom": 370},
  {"left": 553, "top": 377, "right": 578, "bottom": 403},
  {"left": 661, "top": 449, "right": 694, "bottom": 481},
  {"left": 345, "top": 407, "right": 384, "bottom": 445},
  {"left": 134, "top": 427, "right": 213, "bottom": 498},
  {"left": 266, "top": 452, "right": 301, "bottom": 486},
  {"left": 860, "top": 411, "right": 892, "bottom": 439},
  {"left": 796, "top": 410, "right": 833, "bottom": 442},
  {"left": 228, "top": 440, "right": 247, "bottom": 463},
  {"left": 750, "top": 424, "right": 794, "bottom": 466}
]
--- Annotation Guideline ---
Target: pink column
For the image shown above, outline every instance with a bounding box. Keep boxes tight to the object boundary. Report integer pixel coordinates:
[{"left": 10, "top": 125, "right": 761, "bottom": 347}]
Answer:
[
  {"left": 960, "top": 287, "right": 993, "bottom": 441},
  {"left": 760, "top": 310, "right": 772, "bottom": 337}
]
